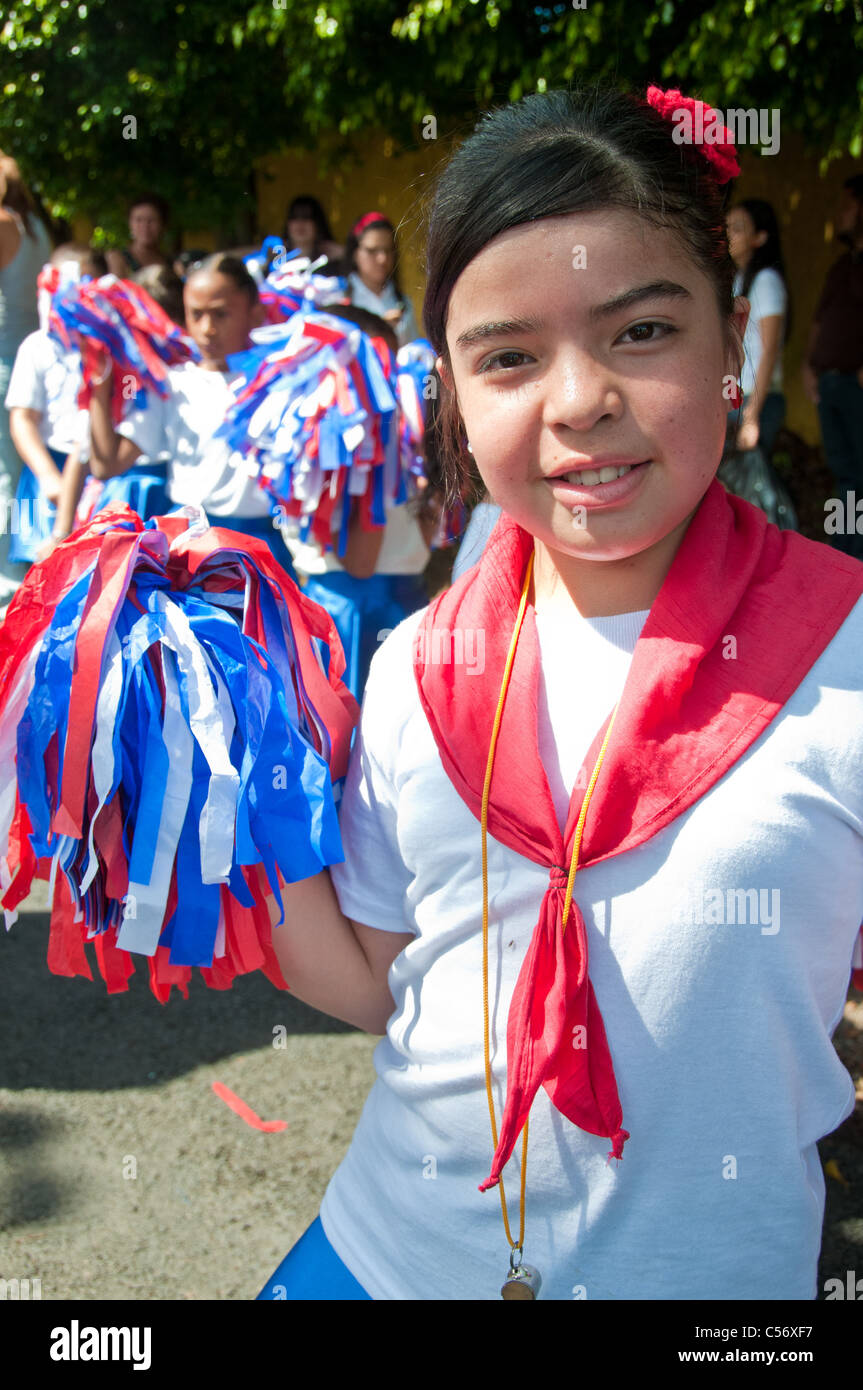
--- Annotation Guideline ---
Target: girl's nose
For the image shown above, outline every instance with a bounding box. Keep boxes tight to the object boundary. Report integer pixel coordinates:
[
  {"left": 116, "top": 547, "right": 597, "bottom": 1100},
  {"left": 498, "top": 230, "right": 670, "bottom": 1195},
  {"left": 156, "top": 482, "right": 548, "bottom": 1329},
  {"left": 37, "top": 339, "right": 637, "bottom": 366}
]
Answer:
[{"left": 543, "top": 350, "right": 624, "bottom": 435}]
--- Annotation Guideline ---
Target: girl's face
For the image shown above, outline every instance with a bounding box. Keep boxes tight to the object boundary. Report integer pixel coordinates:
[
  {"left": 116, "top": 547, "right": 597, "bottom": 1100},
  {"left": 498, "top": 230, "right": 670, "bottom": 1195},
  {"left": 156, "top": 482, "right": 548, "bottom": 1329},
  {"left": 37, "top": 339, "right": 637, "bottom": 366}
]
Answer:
[
  {"left": 184, "top": 271, "right": 256, "bottom": 368},
  {"left": 440, "top": 209, "right": 745, "bottom": 596},
  {"left": 129, "top": 204, "right": 163, "bottom": 248},
  {"left": 287, "top": 213, "right": 317, "bottom": 254},
  {"left": 726, "top": 206, "right": 765, "bottom": 269},
  {"left": 355, "top": 228, "right": 395, "bottom": 291}
]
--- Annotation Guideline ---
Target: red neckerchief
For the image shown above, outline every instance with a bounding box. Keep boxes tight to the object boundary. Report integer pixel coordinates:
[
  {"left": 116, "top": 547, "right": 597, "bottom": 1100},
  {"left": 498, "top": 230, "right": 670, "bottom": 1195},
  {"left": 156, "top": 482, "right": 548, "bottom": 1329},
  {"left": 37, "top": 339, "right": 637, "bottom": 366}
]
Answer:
[{"left": 414, "top": 480, "right": 863, "bottom": 1190}]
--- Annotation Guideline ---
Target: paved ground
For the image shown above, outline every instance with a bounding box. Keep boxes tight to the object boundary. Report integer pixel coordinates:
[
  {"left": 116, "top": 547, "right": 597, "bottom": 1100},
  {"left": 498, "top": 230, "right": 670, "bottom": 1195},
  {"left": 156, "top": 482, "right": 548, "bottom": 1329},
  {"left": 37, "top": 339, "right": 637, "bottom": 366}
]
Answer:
[{"left": 1, "top": 880, "right": 860, "bottom": 1301}]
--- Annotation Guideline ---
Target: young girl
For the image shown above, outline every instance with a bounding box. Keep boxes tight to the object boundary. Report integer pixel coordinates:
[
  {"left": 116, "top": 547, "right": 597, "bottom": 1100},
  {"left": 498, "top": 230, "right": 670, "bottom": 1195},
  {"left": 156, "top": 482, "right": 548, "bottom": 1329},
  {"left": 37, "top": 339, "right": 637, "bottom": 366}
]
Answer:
[
  {"left": 342, "top": 212, "right": 420, "bottom": 348},
  {"left": 283, "top": 194, "right": 344, "bottom": 267},
  {"left": 88, "top": 254, "right": 301, "bottom": 576},
  {"left": 256, "top": 84, "right": 863, "bottom": 1301},
  {"left": 726, "top": 198, "right": 789, "bottom": 459}
]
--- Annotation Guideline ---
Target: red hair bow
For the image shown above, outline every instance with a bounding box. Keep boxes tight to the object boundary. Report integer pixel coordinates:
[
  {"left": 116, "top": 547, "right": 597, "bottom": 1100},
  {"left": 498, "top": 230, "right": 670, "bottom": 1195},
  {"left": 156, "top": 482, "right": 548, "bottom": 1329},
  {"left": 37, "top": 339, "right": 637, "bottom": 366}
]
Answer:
[{"left": 646, "top": 85, "right": 741, "bottom": 184}]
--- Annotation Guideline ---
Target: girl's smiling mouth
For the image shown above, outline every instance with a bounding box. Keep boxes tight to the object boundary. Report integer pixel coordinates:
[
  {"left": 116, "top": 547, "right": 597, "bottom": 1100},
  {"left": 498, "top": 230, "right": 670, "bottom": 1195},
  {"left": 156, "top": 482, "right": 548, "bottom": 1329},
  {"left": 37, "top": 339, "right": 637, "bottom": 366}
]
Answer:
[{"left": 543, "top": 459, "right": 652, "bottom": 503}]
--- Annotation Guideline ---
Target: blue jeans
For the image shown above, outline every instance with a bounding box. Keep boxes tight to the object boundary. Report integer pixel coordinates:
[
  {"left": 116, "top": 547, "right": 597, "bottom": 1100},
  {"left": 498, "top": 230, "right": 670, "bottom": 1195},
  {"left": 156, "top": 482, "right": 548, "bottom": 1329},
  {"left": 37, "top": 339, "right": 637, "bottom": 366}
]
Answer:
[{"left": 817, "top": 371, "right": 863, "bottom": 560}]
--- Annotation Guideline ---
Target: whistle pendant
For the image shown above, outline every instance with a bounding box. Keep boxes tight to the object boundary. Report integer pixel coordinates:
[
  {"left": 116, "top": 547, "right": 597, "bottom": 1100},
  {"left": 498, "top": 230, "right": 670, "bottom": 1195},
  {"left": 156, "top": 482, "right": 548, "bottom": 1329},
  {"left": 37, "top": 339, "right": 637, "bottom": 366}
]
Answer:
[{"left": 500, "top": 1263, "right": 542, "bottom": 1300}]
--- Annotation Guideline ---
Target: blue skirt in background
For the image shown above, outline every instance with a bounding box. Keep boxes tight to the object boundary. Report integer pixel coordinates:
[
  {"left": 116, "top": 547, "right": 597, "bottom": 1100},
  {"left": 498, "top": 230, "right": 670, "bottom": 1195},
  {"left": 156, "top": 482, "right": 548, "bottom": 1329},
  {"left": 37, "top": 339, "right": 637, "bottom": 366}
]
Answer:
[
  {"left": 7, "top": 446, "right": 66, "bottom": 564},
  {"left": 92, "top": 460, "right": 171, "bottom": 522},
  {"left": 302, "top": 570, "right": 428, "bottom": 700}
]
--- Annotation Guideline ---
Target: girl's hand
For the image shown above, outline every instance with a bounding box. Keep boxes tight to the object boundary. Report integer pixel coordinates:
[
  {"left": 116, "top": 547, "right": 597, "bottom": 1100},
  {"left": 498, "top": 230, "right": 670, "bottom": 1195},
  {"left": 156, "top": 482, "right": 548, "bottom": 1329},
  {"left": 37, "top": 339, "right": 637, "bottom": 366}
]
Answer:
[
  {"left": 737, "top": 413, "right": 760, "bottom": 451},
  {"left": 382, "top": 307, "right": 403, "bottom": 324},
  {"left": 40, "top": 473, "right": 64, "bottom": 505},
  {"left": 35, "top": 535, "right": 61, "bottom": 563}
]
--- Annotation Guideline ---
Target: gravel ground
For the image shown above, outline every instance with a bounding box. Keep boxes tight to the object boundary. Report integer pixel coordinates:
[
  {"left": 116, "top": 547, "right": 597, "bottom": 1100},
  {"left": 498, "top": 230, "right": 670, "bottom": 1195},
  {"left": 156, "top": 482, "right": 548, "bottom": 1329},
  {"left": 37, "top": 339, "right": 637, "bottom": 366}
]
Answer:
[{"left": 1, "top": 880, "right": 860, "bottom": 1301}]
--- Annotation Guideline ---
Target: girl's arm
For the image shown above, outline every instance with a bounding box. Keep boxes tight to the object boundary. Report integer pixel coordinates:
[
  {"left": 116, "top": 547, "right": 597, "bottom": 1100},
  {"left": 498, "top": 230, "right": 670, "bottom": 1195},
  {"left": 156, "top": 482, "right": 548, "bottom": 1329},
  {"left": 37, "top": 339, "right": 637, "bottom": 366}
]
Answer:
[
  {"left": 88, "top": 369, "right": 144, "bottom": 478},
  {"left": 8, "top": 408, "right": 64, "bottom": 501},
  {"left": 340, "top": 496, "right": 385, "bottom": 578},
  {"left": 35, "top": 446, "right": 89, "bottom": 559},
  {"left": 740, "top": 313, "right": 783, "bottom": 448},
  {"left": 272, "top": 869, "right": 413, "bottom": 1035}
]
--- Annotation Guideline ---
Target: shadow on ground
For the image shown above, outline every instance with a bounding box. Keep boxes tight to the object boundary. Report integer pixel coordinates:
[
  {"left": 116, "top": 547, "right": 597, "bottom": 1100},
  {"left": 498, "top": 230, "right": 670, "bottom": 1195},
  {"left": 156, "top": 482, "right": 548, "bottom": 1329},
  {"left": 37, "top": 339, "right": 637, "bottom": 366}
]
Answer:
[{"left": 0, "top": 910, "right": 356, "bottom": 1092}]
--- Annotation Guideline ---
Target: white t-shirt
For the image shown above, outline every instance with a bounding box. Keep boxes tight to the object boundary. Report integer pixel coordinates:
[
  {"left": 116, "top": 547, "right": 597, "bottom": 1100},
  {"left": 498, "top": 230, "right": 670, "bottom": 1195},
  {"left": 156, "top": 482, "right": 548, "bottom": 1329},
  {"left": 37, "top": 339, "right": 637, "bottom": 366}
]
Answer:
[
  {"left": 346, "top": 273, "right": 420, "bottom": 348},
  {"left": 317, "top": 593, "right": 863, "bottom": 1300},
  {"left": 735, "top": 267, "right": 787, "bottom": 399},
  {"left": 116, "top": 362, "right": 270, "bottom": 518},
  {"left": 4, "top": 329, "right": 89, "bottom": 455}
]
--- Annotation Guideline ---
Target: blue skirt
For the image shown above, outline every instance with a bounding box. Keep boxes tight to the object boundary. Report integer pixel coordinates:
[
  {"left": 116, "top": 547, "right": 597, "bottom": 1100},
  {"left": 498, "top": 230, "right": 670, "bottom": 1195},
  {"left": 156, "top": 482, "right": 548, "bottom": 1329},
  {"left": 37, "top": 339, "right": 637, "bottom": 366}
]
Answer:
[
  {"left": 7, "top": 446, "right": 66, "bottom": 564},
  {"left": 256, "top": 1216, "right": 372, "bottom": 1301},
  {"left": 302, "top": 570, "right": 428, "bottom": 700},
  {"left": 91, "top": 460, "right": 171, "bottom": 523}
]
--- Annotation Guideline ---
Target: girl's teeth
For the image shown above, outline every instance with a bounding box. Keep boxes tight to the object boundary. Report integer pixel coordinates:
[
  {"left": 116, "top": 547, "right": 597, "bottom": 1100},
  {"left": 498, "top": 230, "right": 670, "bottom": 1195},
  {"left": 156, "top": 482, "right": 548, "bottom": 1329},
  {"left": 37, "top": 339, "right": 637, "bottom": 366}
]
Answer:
[{"left": 562, "top": 464, "right": 634, "bottom": 486}]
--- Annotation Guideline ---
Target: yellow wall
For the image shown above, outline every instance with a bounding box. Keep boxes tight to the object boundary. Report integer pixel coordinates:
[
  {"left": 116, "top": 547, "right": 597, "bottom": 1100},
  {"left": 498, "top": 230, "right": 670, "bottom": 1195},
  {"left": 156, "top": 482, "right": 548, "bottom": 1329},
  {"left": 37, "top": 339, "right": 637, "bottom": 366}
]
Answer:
[
  {"left": 255, "top": 127, "right": 862, "bottom": 447},
  {"left": 81, "top": 122, "right": 859, "bottom": 449}
]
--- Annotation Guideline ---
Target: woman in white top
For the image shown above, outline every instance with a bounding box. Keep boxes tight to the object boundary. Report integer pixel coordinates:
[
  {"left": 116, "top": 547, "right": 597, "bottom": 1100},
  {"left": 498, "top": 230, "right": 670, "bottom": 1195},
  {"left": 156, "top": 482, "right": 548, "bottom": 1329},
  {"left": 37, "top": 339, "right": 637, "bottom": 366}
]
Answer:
[
  {"left": 726, "top": 198, "right": 789, "bottom": 459},
  {"left": 342, "top": 211, "right": 420, "bottom": 348},
  {"left": 0, "top": 157, "right": 54, "bottom": 604}
]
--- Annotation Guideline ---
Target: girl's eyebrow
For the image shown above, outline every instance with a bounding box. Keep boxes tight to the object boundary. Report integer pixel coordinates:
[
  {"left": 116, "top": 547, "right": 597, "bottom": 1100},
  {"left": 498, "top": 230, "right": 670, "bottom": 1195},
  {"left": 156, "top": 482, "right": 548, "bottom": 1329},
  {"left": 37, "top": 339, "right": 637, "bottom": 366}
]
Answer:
[
  {"left": 454, "top": 315, "right": 544, "bottom": 351},
  {"left": 589, "top": 280, "right": 692, "bottom": 320},
  {"left": 453, "top": 281, "right": 693, "bottom": 351}
]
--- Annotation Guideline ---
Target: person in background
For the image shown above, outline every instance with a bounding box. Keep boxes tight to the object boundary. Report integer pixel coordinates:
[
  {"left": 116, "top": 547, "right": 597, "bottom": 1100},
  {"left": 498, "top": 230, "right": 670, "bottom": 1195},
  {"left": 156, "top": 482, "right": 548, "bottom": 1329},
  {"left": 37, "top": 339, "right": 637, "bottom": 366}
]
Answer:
[
  {"left": 283, "top": 303, "right": 433, "bottom": 697},
  {"left": 106, "top": 194, "right": 172, "bottom": 278},
  {"left": 0, "top": 155, "right": 55, "bottom": 603},
  {"left": 173, "top": 248, "right": 210, "bottom": 282},
  {"left": 341, "top": 212, "right": 419, "bottom": 348},
  {"left": 3, "top": 242, "right": 104, "bottom": 582},
  {"left": 87, "top": 253, "right": 301, "bottom": 577},
  {"left": 726, "top": 198, "right": 789, "bottom": 460},
  {"left": 803, "top": 174, "right": 863, "bottom": 561},
  {"left": 37, "top": 262, "right": 187, "bottom": 560},
  {"left": 283, "top": 194, "right": 343, "bottom": 267}
]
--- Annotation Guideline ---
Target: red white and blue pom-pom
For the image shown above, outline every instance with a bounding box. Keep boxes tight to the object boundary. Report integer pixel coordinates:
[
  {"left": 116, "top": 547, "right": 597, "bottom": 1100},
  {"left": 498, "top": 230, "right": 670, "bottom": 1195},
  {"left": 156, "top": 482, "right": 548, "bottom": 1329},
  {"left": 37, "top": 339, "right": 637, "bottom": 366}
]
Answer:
[
  {"left": 217, "top": 311, "right": 408, "bottom": 558},
  {"left": 243, "top": 239, "right": 348, "bottom": 324},
  {"left": 48, "top": 274, "right": 199, "bottom": 425},
  {"left": 0, "top": 506, "right": 359, "bottom": 1001},
  {"left": 395, "top": 337, "right": 436, "bottom": 484}
]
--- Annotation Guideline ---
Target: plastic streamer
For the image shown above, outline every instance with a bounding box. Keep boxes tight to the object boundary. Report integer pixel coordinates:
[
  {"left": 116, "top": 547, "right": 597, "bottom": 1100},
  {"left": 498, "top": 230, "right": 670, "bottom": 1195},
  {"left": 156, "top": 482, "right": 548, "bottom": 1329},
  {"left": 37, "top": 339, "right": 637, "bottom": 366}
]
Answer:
[
  {"left": 243, "top": 240, "right": 348, "bottom": 324},
  {"left": 0, "top": 505, "right": 359, "bottom": 1001},
  {"left": 48, "top": 273, "right": 199, "bottom": 425},
  {"left": 217, "top": 311, "right": 414, "bottom": 558}
]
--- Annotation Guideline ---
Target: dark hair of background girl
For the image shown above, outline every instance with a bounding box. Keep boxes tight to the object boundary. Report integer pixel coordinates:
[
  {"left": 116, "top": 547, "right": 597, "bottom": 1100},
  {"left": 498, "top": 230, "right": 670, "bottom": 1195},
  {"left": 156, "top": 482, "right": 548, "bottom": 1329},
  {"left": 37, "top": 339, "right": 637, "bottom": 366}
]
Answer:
[
  {"left": 735, "top": 197, "right": 792, "bottom": 340},
  {"left": 128, "top": 192, "right": 170, "bottom": 225},
  {"left": 342, "top": 215, "right": 408, "bottom": 308},
  {"left": 284, "top": 195, "right": 335, "bottom": 254},
  {"left": 187, "top": 254, "right": 260, "bottom": 306},
  {"left": 423, "top": 84, "right": 739, "bottom": 508}
]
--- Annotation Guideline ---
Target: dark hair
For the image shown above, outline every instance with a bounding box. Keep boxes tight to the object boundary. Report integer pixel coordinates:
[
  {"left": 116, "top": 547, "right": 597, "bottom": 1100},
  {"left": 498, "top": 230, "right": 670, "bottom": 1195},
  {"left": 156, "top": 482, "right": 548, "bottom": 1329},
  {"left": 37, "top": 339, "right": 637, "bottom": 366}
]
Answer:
[
  {"left": 320, "top": 300, "right": 399, "bottom": 356},
  {"left": 50, "top": 241, "right": 108, "bottom": 277},
  {"left": 423, "top": 84, "right": 738, "bottom": 507},
  {"left": 173, "top": 248, "right": 210, "bottom": 278},
  {"left": 128, "top": 193, "right": 170, "bottom": 225},
  {"left": 186, "top": 253, "right": 259, "bottom": 305},
  {"left": 342, "top": 213, "right": 407, "bottom": 305},
  {"left": 735, "top": 198, "right": 791, "bottom": 339},
  {"left": 843, "top": 174, "right": 863, "bottom": 204},
  {"left": 135, "top": 264, "right": 185, "bottom": 327},
  {"left": 284, "top": 195, "right": 335, "bottom": 255}
]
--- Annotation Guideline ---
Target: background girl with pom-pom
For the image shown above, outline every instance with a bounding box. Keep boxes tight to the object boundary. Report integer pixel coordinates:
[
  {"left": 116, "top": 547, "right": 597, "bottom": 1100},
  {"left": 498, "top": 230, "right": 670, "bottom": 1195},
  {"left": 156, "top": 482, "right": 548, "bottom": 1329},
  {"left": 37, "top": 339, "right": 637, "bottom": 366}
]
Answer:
[{"left": 253, "top": 82, "right": 863, "bottom": 1301}]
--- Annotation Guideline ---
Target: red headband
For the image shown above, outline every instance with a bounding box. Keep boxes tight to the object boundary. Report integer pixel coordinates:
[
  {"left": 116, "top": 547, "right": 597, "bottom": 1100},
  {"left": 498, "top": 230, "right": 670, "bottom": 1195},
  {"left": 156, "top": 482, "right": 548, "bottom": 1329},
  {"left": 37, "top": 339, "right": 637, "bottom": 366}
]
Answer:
[
  {"left": 352, "top": 211, "right": 390, "bottom": 238},
  {"left": 646, "top": 86, "right": 741, "bottom": 184}
]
